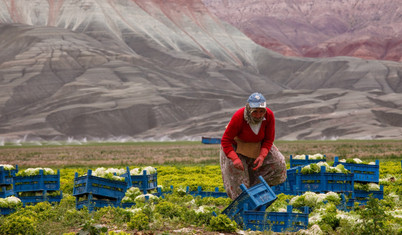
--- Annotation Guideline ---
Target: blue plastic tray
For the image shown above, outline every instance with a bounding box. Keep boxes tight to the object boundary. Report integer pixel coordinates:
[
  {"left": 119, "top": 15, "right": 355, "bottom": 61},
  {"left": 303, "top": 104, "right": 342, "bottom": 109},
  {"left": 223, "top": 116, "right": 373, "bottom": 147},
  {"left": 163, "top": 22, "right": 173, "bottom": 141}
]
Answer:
[
  {"left": 19, "top": 191, "right": 63, "bottom": 206},
  {"left": 121, "top": 202, "right": 136, "bottom": 208},
  {"left": 121, "top": 167, "right": 157, "bottom": 194},
  {"left": 13, "top": 170, "right": 60, "bottom": 192},
  {"left": 0, "top": 165, "right": 18, "bottom": 185},
  {"left": 0, "top": 185, "right": 15, "bottom": 198},
  {"left": 201, "top": 137, "right": 221, "bottom": 144},
  {"left": 242, "top": 205, "right": 309, "bottom": 232},
  {"left": 290, "top": 155, "right": 326, "bottom": 168},
  {"left": 76, "top": 194, "right": 120, "bottom": 211},
  {"left": 333, "top": 157, "right": 379, "bottom": 183},
  {"left": 186, "top": 186, "right": 228, "bottom": 198},
  {"left": 354, "top": 185, "right": 384, "bottom": 204},
  {"left": 222, "top": 176, "right": 277, "bottom": 220},
  {"left": 271, "top": 178, "right": 297, "bottom": 196},
  {"left": 0, "top": 207, "right": 15, "bottom": 216},
  {"left": 271, "top": 166, "right": 302, "bottom": 195},
  {"left": 337, "top": 194, "right": 357, "bottom": 211},
  {"left": 287, "top": 166, "right": 354, "bottom": 194},
  {"left": 73, "top": 170, "right": 128, "bottom": 199}
]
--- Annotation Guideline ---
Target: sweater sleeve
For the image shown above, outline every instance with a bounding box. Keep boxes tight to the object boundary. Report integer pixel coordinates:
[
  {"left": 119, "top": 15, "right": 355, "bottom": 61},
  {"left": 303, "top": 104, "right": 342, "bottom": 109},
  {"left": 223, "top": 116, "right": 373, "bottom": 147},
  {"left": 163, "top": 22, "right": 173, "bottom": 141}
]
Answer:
[
  {"left": 221, "top": 108, "right": 244, "bottom": 156},
  {"left": 261, "top": 109, "right": 275, "bottom": 152}
]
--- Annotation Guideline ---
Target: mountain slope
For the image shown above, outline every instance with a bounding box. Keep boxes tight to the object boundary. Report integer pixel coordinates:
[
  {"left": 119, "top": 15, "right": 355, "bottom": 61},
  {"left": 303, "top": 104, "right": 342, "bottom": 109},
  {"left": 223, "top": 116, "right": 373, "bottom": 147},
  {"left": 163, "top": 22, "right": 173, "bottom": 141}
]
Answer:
[
  {"left": 0, "top": 0, "right": 401, "bottom": 141},
  {"left": 203, "top": 0, "right": 402, "bottom": 62}
]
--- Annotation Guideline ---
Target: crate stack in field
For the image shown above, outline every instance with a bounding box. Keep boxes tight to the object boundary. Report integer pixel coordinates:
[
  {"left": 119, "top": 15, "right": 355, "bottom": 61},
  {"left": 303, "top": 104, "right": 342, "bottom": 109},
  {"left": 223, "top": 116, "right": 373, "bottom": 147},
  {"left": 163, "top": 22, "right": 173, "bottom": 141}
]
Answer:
[
  {"left": 73, "top": 167, "right": 160, "bottom": 211},
  {"left": 0, "top": 165, "right": 18, "bottom": 215},
  {"left": 333, "top": 156, "right": 382, "bottom": 207},
  {"left": 119, "top": 167, "right": 159, "bottom": 208},
  {"left": 73, "top": 169, "right": 130, "bottom": 211},
  {"left": 272, "top": 154, "right": 355, "bottom": 196},
  {"left": 13, "top": 168, "right": 62, "bottom": 206},
  {"left": 121, "top": 167, "right": 158, "bottom": 194},
  {"left": 221, "top": 176, "right": 309, "bottom": 232},
  {"left": 0, "top": 165, "right": 17, "bottom": 198}
]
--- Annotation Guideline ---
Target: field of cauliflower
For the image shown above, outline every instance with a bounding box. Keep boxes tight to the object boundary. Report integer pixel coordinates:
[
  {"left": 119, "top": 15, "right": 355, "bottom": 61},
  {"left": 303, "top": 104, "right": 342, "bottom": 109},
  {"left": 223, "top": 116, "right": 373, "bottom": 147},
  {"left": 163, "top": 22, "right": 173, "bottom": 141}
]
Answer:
[{"left": 0, "top": 140, "right": 401, "bottom": 234}]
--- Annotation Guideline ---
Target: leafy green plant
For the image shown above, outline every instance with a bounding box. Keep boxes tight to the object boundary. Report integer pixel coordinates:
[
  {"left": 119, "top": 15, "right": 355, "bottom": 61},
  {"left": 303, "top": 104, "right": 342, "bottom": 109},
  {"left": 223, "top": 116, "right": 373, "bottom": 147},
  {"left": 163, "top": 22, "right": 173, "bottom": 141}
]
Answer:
[
  {"left": 357, "top": 197, "right": 389, "bottom": 234},
  {"left": 208, "top": 214, "right": 238, "bottom": 232},
  {"left": 127, "top": 211, "right": 150, "bottom": 231},
  {"left": 154, "top": 201, "right": 183, "bottom": 219},
  {"left": 319, "top": 204, "right": 340, "bottom": 231},
  {"left": 0, "top": 213, "right": 37, "bottom": 235}
]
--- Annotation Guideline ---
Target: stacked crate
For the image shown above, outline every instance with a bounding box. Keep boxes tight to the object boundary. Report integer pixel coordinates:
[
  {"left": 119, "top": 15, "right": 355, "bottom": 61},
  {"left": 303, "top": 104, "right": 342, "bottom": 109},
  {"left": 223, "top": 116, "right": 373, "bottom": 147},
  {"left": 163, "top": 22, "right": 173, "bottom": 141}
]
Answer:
[
  {"left": 222, "top": 176, "right": 278, "bottom": 226},
  {"left": 13, "top": 169, "right": 62, "bottom": 206},
  {"left": 73, "top": 169, "right": 130, "bottom": 211},
  {"left": 271, "top": 166, "right": 300, "bottom": 195},
  {"left": 0, "top": 165, "right": 18, "bottom": 215},
  {"left": 292, "top": 165, "right": 354, "bottom": 195},
  {"left": 242, "top": 205, "right": 309, "bottom": 232},
  {"left": 0, "top": 165, "right": 17, "bottom": 198},
  {"left": 333, "top": 156, "right": 382, "bottom": 205},
  {"left": 222, "top": 176, "right": 309, "bottom": 232},
  {"left": 289, "top": 154, "right": 326, "bottom": 168},
  {"left": 273, "top": 155, "right": 328, "bottom": 195},
  {"left": 120, "top": 167, "right": 159, "bottom": 208},
  {"left": 121, "top": 167, "right": 158, "bottom": 194}
]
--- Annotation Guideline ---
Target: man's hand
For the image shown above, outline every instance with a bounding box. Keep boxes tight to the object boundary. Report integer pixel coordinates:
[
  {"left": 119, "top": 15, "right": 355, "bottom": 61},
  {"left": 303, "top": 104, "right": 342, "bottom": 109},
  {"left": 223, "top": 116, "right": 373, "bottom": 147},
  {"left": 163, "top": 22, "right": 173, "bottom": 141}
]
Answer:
[
  {"left": 253, "top": 155, "right": 264, "bottom": 170},
  {"left": 227, "top": 151, "right": 244, "bottom": 171},
  {"left": 232, "top": 158, "right": 244, "bottom": 171},
  {"left": 253, "top": 148, "right": 268, "bottom": 170}
]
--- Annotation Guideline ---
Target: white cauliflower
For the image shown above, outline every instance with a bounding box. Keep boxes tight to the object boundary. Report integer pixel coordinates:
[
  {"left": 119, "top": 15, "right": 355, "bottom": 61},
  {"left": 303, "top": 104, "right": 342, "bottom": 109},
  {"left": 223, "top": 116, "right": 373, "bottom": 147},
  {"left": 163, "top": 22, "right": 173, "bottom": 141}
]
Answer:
[
  {"left": 368, "top": 183, "right": 380, "bottom": 191},
  {"left": 134, "top": 194, "right": 158, "bottom": 203},
  {"left": 142, "top": 166, "right": 157, "bottom": 175},
  {"left": 0, "top": 164, "right": 15, "bottom": 170},
  {"left": 130, "top": 168, "right": 141, "bottom": 175},
  {"left": 294, "top": 155, "right": 306, "bottom": 159}
]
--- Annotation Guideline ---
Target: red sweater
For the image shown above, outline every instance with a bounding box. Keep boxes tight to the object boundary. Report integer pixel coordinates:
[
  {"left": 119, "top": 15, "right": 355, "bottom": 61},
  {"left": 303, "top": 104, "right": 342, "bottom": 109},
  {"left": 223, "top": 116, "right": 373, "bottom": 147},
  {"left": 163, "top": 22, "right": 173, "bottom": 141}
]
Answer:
[{"left": 221, "top": 107, "right": 275, "bottom": 156}]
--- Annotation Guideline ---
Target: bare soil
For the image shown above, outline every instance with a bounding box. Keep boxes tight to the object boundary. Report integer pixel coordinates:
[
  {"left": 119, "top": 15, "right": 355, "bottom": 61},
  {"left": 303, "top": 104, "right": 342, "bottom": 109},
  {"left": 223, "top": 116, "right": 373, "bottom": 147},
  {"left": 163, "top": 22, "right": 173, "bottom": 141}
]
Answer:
[{"left": 1, "top": 140, "right": 401, "bottom": 168}]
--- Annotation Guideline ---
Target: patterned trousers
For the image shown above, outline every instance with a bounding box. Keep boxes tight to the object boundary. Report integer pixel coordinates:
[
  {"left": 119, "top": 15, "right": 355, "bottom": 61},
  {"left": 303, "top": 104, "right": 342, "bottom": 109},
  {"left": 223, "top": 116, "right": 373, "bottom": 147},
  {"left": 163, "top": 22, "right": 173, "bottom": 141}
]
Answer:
[{"left": 220, "top": 144, "right": 287, "bottom": 200}]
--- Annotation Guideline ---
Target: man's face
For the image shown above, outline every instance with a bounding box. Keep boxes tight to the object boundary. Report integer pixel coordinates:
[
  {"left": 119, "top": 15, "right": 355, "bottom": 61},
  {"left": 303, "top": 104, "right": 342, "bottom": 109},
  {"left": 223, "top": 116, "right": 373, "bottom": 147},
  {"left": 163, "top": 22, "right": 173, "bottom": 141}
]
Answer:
[{"left": 251, "top": 108, "right": 266, "bottom": 122}]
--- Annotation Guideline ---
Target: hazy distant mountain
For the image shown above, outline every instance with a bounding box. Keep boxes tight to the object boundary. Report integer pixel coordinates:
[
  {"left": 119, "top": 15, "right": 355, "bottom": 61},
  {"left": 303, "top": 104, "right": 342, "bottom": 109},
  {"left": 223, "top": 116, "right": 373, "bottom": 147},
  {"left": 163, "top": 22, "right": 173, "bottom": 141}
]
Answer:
[
  {"left": 0, "top": 0, "right": 401, "bottom": 142},
  {"left": 203, "top": 0, "right": 402, "bottom": 62}
]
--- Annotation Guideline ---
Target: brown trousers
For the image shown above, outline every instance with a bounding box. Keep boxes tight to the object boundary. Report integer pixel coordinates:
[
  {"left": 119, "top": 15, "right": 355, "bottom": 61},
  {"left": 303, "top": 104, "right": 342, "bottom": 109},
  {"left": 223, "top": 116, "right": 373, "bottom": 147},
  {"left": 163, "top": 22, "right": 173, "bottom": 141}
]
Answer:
[{"left": 220, "top": 144, "right": 287, "bottom": 200}]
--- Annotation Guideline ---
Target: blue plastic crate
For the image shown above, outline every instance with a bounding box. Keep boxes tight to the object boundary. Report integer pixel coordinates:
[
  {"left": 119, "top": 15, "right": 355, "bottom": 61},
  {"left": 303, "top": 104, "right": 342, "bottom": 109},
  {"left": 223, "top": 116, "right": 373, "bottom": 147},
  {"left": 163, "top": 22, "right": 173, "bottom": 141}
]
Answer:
[
  {"left": 354, "top": 185, "right": 384, "bottom": 204},
  {"left": 121, "top": 202, "right": 136, "bottom": 208},
  {"left": 333, "top": 157, "right": 379, "bottom": 183},
  {"left": 271, "top": 166, "right": 302, "bottom": 195},
  {"left": 186, "top": 186, "right": 228, "bottom": 198},
  {"left": 290, "top": 155, "right": 326, "bottom": 168},
  {"left": 19, "top": 191, "right": 63, "bottom": 206},
  {"left": 337, "top": 194, "right": 356, "bottom": 212},
  {"left": 289, "top": 166, "right": 354, "bottom": 194},
  {"left": 271, "top": 179, "right": 297, "bottom": 196},
  {"left": 222, "top": 176, "right": 277, "bottom": 220},
  {"left": 13, "top": 169, "right": 60, "bottom": 192},
  {"left": 201, "top": 137, "right": 221, "bottom": 144},
  {"left": 0, "top": 185, "right": 14, "bottom": 198},
  {"left": 242, "top": 205, "right": 309, "bottom": 232},
  {"left": 0, "top": 207, "right": 15, "bottom": 216},
  {"left": 73, "top": 170, "right": 128, "bottom": 199},
  {"left": 121, "top": 167, "right": 157, "bottom": 194},
  {"left": 76, "top": 194, "right": 120, "bottom": 211},
  {"left": 151, "top": 186, "right": 172, "bottom": 199},
  {"left": 0, "top": 165, "right": 18, "bottom": 185}
]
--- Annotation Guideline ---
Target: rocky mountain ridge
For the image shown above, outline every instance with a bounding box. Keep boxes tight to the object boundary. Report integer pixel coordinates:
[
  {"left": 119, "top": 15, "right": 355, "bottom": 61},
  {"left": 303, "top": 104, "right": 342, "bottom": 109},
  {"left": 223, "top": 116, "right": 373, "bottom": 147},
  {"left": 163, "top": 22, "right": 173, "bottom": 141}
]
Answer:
[
  {"left": 203, "top": 0, "right": 402, "bottom": 62},
  {"left": 0, "top": 0, "right": 401, "bottom": 142}
]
